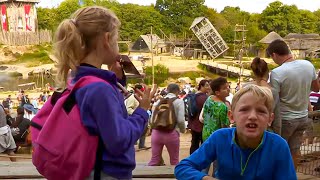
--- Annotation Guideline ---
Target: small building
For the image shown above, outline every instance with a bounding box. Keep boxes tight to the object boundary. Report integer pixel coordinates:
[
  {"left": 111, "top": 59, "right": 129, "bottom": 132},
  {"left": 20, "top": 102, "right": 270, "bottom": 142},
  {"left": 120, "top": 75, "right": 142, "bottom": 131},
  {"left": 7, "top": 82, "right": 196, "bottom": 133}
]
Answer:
[
  {"left": 130, "top": 34, "right": 172, "bottom": 55},
  {"left": 0, "top": 0, "right": 40, "bottom": 32},
  {"left": 258, "top": 31, "right": 283, "bottom": 57},
  {"left": 284, "top": 33, "right": 320, "bottom": 59}
]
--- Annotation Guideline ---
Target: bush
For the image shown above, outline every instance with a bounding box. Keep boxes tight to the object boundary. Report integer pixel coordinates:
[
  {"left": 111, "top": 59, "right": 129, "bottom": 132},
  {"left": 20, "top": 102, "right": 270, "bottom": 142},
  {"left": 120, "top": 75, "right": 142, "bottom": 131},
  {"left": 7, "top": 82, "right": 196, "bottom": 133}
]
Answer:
[
  {"left": 309, "top": 58, "right": 320, "bottom": 70},
  {"left": 119, "top": 44, "right": 128, "bottom": 53},
  {"left": 144, "top": 64, "right": 169, "bottom": 85}
]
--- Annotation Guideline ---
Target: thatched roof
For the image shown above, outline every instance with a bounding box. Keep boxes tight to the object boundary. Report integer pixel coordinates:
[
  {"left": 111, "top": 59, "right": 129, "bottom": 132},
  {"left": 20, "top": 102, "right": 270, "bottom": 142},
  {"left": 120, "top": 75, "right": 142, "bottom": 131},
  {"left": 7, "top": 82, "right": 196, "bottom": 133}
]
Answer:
[
  {"left": 284, "top": 33, "right": 320, "bottom": 39},
  {"left": 130, "top": 34, "right": 169, "bottom": 52},
  {"left": 259, "top": 31, "right": 283, "bottom": 44},
  {"left": 140, "top": 34, "right": 160, "bottom": 50}
]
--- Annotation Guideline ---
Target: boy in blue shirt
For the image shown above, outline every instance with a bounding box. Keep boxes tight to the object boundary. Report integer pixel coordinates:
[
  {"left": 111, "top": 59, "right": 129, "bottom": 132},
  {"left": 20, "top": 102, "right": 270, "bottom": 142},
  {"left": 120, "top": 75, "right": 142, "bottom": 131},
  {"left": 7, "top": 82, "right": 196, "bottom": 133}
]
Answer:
[{"left": 175, "top": 84, "right": 297, "bottom": 180}]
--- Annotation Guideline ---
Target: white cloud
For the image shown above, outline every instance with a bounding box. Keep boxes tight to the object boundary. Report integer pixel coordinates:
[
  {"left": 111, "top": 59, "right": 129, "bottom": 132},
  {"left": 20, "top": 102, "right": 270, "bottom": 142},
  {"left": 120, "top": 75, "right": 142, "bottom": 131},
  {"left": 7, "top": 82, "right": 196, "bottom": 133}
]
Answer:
[{"left": 38, "top": 0, "right": 320, "bottom": 13}]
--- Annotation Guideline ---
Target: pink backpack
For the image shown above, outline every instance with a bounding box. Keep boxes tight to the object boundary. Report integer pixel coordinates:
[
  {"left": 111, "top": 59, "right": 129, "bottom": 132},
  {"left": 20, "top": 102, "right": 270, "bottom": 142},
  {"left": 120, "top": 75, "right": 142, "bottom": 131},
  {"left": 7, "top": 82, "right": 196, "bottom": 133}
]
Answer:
[{"left": 31, "top": 76, "right": 108, "bottom": 180}]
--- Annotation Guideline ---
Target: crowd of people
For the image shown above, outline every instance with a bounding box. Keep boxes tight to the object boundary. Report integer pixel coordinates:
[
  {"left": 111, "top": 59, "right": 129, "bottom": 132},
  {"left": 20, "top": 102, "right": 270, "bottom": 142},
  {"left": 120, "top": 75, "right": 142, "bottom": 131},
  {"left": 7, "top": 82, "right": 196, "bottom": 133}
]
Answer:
[
  {"left": 0, "top": 89, "right": 51, "bottom": 161},
  {"left": 0, "top": 5, "right": 318, "bottom": 180}
]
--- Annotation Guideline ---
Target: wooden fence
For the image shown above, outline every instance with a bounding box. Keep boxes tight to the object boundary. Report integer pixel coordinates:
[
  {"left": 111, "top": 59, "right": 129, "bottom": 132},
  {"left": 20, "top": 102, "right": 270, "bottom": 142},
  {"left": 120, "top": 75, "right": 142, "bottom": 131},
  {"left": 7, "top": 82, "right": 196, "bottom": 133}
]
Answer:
[{"left": 0, "top": 30, "right": 52, "bottom": 46}]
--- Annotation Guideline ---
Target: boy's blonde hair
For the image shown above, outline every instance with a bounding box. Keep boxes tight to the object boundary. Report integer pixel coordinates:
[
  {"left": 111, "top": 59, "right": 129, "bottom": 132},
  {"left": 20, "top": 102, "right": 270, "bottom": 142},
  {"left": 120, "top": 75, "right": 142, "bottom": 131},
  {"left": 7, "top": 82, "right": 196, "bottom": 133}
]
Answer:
[
  {"left": 54, "top": 6, "right": 120, "bottom": 86},
  {"left": 231, "top": 84, "right": 274, "bottom": 113}
]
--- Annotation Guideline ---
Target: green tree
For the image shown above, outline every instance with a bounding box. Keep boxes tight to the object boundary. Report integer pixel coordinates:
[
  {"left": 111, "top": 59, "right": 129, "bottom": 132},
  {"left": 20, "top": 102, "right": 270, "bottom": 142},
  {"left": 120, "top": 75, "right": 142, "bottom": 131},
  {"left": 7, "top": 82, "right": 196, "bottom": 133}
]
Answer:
[
  {"left": 314, "top": 9, "right": 320, "bottom": 33},
  {"left": 55, "top": 0, "right": 81, "bottom": 24},
  {"left": 220, "top": 6, "right": 250, "bottom": 25},
  {"left": 117, "top": 4, "right": 165, "bottom": 41},
  {"left": 154, "top": 0, "right": 206, "bottom": 36},
  {"left": 37, "top": 7, "right": 56, "bottom": 30},
  {"left": 204, "top": 7, "right": 229, "bottom": 32},
  {"left": 246, "top": 14, "right": 267, "bottom": 44},
  {"left": 219, "top": 6, "right": 251, "bottom": 43},
  {"left": 299, "top": 10, "right": 317, "bottom": 33},
  {"left": 260, "top": 1, "right": 301, "bottom": 36}
]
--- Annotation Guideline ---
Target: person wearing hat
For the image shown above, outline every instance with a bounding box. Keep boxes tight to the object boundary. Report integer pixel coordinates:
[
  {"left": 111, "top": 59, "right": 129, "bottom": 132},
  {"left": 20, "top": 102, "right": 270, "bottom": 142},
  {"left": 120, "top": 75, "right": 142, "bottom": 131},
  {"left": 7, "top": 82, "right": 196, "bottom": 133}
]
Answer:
[{"left": 23, "top": 104, "right": 36, "bottom": 120}]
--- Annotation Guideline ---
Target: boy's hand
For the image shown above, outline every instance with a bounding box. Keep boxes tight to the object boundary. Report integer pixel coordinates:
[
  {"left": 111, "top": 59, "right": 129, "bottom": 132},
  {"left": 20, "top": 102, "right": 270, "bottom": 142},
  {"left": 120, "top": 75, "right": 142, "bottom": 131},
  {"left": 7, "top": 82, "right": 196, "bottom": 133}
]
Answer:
[{"left": 202, "top": 176, "right": 217, "bottom": 180}]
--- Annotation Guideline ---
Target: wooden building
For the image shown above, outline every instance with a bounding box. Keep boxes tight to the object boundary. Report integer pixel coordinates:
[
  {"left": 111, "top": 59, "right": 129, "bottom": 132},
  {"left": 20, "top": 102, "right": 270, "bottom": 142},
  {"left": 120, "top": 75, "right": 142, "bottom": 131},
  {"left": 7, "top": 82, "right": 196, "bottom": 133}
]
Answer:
[
  {"left": 130, "top": 34, "right": 173, "bottom": 55},
  {"left": 0, "top": 0, "right": 40, "bottom": 32},
  {"left": 284, "top": 33, "right": 320, "bottom": 59}
]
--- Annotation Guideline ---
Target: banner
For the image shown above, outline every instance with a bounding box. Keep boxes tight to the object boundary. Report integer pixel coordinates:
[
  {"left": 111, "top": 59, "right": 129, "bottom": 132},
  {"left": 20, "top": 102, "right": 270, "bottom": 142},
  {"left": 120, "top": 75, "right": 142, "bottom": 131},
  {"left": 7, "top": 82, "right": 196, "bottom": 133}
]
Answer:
[
  {"left": 1, "top": 5, "right": 7, "bottom": 31},
  {"left": 24, "top": 5, "right": 32, "bottom": 31}
]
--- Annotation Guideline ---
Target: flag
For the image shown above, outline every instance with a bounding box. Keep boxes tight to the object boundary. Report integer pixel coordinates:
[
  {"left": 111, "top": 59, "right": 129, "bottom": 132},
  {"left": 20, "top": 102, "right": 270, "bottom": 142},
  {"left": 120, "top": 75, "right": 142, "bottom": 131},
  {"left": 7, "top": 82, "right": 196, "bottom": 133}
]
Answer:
[{"left": 1, "top": 5, "right": 7, "bottom": 31}]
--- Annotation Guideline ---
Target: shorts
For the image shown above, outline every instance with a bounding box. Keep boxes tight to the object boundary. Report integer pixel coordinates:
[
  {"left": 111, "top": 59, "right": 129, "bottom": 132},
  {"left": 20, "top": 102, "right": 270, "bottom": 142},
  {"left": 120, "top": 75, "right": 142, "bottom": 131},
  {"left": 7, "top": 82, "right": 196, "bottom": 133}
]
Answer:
[{"left": 281, "top": 116, "right": 309, "bottom": 152}]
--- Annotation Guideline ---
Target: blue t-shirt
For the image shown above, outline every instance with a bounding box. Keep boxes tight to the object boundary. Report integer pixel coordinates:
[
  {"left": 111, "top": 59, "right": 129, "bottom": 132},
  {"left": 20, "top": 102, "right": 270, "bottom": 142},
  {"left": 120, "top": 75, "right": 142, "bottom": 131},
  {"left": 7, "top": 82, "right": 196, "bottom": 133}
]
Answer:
[{"left": 175, "top": 128, "right": 297, "bottom": 180}]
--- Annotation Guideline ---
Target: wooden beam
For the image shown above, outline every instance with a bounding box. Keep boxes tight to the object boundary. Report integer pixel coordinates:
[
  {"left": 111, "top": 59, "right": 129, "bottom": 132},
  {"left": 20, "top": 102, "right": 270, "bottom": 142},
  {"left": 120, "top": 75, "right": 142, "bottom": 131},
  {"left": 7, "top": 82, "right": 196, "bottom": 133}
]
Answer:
[
  {"left": 118, "top": 41, "right": 131, "bottom": 44},
  {"left": 0, "top": 161, "right": 175, "bottom": 179},
  {"left": 0, "top": 154, "right": 32, "bottom": 159}
]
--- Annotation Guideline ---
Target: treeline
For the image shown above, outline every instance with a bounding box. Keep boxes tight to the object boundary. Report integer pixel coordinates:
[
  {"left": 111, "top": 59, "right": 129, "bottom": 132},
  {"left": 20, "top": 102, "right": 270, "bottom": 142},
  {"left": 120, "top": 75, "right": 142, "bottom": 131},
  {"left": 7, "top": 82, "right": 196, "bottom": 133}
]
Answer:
[{"left": 38, "top": 0, "right": 320, "bottom": 44}]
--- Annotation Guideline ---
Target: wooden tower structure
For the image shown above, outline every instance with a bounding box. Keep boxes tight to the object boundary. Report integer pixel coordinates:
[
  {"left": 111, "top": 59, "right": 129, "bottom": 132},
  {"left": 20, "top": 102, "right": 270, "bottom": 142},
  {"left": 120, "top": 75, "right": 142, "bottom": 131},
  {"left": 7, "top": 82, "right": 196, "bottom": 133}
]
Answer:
[
  {"left": 190, "top": 17, "right": 229, "bottom": 59},
  {"left": 0, "top": 0, "right": 40, "bottom": 32}
]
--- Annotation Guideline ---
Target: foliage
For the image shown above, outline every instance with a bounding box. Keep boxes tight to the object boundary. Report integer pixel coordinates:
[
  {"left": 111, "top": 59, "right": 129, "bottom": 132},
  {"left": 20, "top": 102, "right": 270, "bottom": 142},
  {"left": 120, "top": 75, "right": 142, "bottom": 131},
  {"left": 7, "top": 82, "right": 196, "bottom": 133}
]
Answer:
[
  {"left": 55, "top": 0, "right": 81, "bottom": 25},
  {"left": 308, "top": 58, "right": 320, "bottom": 70},
  {"left": 155, "top": 0, "right": 206, "bottom": 37},
  {"left": 260, "top": 1, "right": 302, "bottom": 37},
  {"left": 144, "top": 64, "right": 169, "bottom": 85},
  {"left": 117, "top": 4, "right": 165, "bottom": 41},
  {"left": 37, "top": 0, "right": 320, "bottom": 54},
  {"left": 37, "top": 7, "right": 57, "bottom": 30}
]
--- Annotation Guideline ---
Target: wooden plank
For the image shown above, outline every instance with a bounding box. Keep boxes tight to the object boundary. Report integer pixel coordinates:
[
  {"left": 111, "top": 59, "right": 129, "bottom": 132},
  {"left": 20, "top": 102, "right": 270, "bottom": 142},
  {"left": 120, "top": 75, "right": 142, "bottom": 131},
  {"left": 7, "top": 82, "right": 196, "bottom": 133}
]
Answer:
[
  {"left": 0, "top": 154, "right": 32, "bottom": 159},
  {"left": 0, "top": 161, "right": 175, "bottom": 179},
  {"left": 133, "top": 164, "right": 175, "bottom": 178}
]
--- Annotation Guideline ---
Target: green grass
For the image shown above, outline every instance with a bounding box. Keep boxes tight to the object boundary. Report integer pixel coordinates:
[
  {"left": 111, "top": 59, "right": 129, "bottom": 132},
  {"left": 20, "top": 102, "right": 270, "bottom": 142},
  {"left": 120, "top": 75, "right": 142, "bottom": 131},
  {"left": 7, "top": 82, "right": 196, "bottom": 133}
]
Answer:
[
  {"left": 310, "top": 58, "right": 320, "bottom": 70},
  {"left": 0, "top": 44, "right": 53, "bottom": 67}
]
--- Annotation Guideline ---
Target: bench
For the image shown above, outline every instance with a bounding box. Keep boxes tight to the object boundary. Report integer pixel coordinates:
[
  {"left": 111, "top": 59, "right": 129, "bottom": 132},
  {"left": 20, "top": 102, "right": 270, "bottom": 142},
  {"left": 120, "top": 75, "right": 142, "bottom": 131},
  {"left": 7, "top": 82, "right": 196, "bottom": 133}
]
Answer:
[{"left": 0, "top": 161, "right": 175, "bottom": 179}]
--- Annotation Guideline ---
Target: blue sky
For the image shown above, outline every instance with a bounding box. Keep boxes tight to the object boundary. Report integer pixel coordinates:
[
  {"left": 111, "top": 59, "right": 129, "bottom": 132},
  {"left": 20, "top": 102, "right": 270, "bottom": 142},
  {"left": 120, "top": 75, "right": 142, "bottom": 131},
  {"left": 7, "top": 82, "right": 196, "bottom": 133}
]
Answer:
[{"left": 38, "top": 0, "right": 320, "bottom": 13}]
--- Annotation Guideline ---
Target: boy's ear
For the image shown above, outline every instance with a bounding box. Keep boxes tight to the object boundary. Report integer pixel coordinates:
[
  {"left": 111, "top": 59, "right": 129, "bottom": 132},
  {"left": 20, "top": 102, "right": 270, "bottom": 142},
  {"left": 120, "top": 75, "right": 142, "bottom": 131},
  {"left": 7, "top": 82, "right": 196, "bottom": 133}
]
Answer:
[
  {"left": 228, "top": 110, "right": 233, "bottom": 122},
  {"left": 268, "top": 113, "right": 274, "bottom": 126},
  {"left": 214, "top": 90, "right": 219, "bottom": 96}
]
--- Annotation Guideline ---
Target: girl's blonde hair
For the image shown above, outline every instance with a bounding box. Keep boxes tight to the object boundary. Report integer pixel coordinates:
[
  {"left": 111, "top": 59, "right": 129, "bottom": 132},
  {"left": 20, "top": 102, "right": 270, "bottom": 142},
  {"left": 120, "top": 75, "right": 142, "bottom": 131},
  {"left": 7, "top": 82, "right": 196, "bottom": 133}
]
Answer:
[
  {"left": 231, "top": 84, "right": 274, "bottom": 113},
  {"left": 54, "top": 6, "right": 120, "bottom": 86}
]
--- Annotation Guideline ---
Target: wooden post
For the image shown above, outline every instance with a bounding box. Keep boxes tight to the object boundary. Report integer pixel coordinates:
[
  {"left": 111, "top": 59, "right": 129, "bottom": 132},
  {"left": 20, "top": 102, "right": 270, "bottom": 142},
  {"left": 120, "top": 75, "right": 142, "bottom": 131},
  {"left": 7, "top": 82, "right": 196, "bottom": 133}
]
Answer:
[{"left": 151, "top": 26, "right": 154, "bottom": 85}]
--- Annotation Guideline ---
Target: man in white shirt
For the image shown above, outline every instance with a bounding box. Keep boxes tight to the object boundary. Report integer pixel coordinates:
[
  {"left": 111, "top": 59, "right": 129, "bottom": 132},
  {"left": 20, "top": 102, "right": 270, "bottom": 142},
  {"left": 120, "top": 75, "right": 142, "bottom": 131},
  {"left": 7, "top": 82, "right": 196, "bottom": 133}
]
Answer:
[{"left": 268, "top": 39, "right": 320, "bottom": 168}]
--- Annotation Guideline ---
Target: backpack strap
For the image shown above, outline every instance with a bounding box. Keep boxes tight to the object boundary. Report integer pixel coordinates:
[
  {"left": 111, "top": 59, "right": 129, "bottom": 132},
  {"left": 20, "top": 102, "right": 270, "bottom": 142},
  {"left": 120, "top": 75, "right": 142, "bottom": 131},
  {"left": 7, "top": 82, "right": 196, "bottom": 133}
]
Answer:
[
  {"left": 63, "top": 76, "right": 110, "bottom": 114},
  {"left": 68, "top": 76, "right": 109, "bottom": 179},
  {"left": 94, "top": 137, "right": 103, "bottom": 180}
]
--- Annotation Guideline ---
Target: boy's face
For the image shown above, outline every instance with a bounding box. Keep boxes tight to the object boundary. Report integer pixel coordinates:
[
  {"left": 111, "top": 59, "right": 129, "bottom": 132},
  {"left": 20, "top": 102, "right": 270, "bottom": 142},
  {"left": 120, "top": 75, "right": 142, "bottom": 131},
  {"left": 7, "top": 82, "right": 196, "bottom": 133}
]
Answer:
[
  {"left": 229, "top": 92, "right": 274, "bottom": 141},
  {"left": 215, "top": 83, "right": 230, "bottom": 99}
]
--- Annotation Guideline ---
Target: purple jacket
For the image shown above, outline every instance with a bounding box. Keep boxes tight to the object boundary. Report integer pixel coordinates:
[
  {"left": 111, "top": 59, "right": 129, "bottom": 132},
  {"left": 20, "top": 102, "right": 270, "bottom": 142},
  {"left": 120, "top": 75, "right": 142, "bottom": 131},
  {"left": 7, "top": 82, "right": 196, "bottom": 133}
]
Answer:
[{"left": 74, "top": 65, "right": 148, "bottom": 179}]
